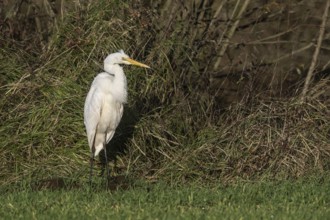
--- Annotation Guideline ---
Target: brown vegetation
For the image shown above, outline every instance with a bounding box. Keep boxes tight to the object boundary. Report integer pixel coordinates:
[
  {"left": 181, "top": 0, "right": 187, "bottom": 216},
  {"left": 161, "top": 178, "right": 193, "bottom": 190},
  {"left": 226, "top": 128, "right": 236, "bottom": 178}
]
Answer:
[{"left": 0, "top": 0, "right": 329, "bottom": 187}]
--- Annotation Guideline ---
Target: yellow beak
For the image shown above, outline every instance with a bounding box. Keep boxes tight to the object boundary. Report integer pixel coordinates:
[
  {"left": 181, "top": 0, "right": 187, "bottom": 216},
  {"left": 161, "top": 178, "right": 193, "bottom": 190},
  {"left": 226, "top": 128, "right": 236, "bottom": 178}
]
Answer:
[{"left": 123, "top": 57, "right": 150, "bottom": 69}]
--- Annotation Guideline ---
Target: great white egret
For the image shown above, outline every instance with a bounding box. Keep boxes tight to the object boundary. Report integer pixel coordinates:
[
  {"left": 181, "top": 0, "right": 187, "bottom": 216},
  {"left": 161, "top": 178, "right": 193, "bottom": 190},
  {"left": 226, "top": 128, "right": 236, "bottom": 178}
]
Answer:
[{"left": 84, "top": 50, "right": 150, "bottom": 184}]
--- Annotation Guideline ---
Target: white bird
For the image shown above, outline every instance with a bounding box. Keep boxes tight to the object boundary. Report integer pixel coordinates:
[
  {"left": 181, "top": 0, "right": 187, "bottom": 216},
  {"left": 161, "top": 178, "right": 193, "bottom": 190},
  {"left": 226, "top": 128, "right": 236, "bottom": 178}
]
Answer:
[{"left": 84, "top": 50, "right": 150, "bottom": 183}]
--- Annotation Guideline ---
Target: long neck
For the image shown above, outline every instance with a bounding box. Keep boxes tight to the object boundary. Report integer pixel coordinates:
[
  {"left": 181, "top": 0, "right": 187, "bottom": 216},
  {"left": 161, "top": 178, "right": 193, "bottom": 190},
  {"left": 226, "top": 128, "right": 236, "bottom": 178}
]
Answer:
[{"left": 104, "top": 64, "right": 127, "bottom": 103}]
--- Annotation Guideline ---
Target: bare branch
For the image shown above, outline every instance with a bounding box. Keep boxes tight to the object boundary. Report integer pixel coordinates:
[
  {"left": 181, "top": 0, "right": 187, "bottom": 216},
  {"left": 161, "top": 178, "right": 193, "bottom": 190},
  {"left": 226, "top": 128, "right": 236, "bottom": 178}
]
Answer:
[
  {"left": 213, "top": 0, "right": 251, "bottom": 70},
  {"left": 300, "top": 0, "right": 330, "bottom": 102}
]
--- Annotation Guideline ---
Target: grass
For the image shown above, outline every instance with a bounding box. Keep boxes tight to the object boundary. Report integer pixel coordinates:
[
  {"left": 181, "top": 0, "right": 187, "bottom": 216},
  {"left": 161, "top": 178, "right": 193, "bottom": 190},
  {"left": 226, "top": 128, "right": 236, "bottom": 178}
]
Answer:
[
  {"left": 1, "top": 176, "right": 329, "bottom": 219},
  {"left": 0, "top": 0, "right": 329, "bottom": 187},
  {"left": 0, "top": 1, "right": 330, "bottom": 219}
]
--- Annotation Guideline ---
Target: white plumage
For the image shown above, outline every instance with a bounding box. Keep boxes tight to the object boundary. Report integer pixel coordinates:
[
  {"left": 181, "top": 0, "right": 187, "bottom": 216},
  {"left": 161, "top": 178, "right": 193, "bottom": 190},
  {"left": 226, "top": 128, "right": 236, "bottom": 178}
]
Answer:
[
  {"left": 84, "top": 50, "right": 149, "bottom": 176},
  {"left": 84, "top": 72, "right": 125, "bottom": 157}
]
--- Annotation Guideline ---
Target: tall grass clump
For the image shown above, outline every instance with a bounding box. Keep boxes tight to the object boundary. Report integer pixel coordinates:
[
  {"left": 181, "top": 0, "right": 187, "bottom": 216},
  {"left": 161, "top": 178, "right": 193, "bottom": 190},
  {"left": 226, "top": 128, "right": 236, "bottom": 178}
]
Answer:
[
  {"left": 0, "top": 0, "right": 329, "bottom": 188},
  {"left": 0, "top": 1, "right": 137, "bottom": 186}
]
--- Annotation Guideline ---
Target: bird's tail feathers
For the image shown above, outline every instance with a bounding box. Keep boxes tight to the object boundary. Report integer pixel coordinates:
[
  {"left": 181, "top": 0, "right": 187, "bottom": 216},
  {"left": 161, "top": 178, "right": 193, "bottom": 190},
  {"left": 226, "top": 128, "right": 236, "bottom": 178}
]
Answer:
[{"left": 94, "top": 144, "right": 103, "bottom": 157}]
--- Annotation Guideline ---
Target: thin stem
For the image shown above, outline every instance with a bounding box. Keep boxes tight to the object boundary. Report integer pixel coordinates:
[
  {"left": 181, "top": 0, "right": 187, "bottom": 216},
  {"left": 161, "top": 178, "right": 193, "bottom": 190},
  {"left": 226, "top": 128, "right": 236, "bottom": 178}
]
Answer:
[{"left": 300, "top": 0, "right": 330, "bottom": 102}]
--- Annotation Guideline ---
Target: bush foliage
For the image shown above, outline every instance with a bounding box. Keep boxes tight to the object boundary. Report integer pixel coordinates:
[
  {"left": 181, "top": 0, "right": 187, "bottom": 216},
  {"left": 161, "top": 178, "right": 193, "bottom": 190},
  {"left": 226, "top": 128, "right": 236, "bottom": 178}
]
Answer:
[{"left": 0, "top": 0, "right": 329, "bottom": 187}]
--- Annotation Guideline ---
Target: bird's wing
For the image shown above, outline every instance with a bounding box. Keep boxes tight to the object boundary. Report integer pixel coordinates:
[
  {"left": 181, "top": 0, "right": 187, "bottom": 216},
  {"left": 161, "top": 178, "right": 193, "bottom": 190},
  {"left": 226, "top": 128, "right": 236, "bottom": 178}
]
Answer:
[
  {"left": 105, "top": 103, "right": 124, "bottom": 144},
  {"left": 84, "top": 85, "right": 103, "bottom": 149}
]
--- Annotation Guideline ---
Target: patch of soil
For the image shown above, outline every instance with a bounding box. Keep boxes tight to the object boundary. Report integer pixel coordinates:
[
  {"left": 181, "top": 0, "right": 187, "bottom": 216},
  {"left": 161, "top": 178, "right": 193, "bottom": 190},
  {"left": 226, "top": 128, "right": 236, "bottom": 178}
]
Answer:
[
  {"left": 31, "top": 175, "right": 131, "bottom": 191},
  {"left": 31, "top": 177, "right": 80, "bottom": 191}
]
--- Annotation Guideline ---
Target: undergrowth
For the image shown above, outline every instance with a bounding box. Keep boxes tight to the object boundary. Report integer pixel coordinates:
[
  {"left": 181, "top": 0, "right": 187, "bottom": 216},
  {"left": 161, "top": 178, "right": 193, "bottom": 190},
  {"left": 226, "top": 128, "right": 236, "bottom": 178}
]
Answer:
[{"left": 0, "top": 0, "right": 329, "bottom": 188}]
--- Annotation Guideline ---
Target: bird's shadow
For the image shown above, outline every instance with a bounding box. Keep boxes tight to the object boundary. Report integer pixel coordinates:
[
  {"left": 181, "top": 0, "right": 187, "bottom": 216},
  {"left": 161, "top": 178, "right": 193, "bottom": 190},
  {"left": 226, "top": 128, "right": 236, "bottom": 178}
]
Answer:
[{"left": 98, "top": 106, "right": 140, "bottom": 173}]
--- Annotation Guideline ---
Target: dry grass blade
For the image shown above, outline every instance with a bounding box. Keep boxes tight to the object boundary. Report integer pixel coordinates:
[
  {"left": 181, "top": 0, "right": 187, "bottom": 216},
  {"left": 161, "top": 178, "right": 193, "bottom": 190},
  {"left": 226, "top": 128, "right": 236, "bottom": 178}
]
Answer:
[
  {"left": 0, "top": 1, "right": 329, "bottom": 189},
  {"left": 300, "top": 0, "right": 330, "bottom": 102}
]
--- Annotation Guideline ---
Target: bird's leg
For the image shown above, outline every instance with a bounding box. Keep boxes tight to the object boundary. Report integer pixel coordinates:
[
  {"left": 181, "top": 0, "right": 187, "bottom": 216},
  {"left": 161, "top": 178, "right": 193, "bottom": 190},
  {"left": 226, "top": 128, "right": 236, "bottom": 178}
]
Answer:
[
  {"left": 103, "top": 144, "right": 110, "bottom": 189},
  {"left": 89, "top": 147, "right": 95, "bottom": 188}
]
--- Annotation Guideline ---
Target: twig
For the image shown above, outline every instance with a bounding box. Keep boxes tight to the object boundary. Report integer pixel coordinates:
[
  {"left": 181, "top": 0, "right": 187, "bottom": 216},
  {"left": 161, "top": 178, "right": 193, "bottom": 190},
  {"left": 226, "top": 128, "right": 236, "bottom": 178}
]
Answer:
[
  {"left": 271, "top": 43, "right": 314, "bottom": 64},
  {"left": 213, "top": 0, "right": 251, "bottom": 70},
  {"left": 300, "top": 0, "right": 330, "bottom": 102},
  {"left": 209, "top": 1, "right": 225, "bottom": 27}
]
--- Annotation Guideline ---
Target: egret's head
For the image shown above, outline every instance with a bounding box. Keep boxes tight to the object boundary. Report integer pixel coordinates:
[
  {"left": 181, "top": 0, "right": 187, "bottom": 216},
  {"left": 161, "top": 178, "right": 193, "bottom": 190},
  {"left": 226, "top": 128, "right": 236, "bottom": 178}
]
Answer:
[{"left": 104, "top": 50, "right": 150, "bottom": 69}]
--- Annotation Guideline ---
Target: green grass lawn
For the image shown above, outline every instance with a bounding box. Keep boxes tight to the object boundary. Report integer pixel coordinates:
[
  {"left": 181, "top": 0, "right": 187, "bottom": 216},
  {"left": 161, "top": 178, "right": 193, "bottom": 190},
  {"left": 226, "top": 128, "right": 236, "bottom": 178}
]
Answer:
[{"left": 1, "top": 177, "right": 329, "bottom": 220}]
